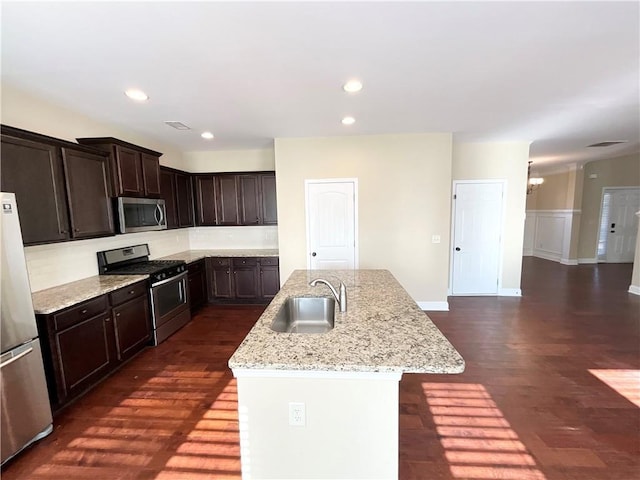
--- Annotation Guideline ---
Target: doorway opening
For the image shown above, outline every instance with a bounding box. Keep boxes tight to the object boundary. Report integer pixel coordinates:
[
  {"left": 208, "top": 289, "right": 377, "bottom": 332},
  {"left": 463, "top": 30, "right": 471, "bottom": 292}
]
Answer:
[{"left": 596, "top": 187, "right": 639, "bottom": 263}]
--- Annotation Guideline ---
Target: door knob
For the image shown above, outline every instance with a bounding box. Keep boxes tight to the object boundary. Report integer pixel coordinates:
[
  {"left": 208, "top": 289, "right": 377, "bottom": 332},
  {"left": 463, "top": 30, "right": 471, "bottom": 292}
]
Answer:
[
  {"left": 455, "top": 247, "right": 461, "bottom": 251},
  {"left": 311, "top": 252, "right": 317, "bottom": 257}
]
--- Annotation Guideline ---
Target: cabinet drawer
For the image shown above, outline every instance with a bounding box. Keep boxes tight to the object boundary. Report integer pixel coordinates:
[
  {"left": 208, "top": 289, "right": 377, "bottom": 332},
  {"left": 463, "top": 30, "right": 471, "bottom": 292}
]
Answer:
[
  {"left": 109, "top": 281, "right": 147, "bottom": 306},
  {"left": 232, "top": 257, "right": 258, "bottom": 267},
  {"left": 259, "top": 257, "right": 279, "bottom": 266},
  {"left": 54, "top": 295, "right": 109, "bottom": 332},
  {"left": 188, "top": 259, "right": 204, "bottom": 274},
  {"left": 209, "top": 257, "right": 230, "bottom": 267}
]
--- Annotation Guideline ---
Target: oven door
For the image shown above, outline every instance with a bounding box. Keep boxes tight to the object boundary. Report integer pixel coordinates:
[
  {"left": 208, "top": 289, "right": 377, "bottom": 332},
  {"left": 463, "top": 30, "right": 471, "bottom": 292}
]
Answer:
[{"left": 149, "top": 272, "right": 190, "bottom": 344}]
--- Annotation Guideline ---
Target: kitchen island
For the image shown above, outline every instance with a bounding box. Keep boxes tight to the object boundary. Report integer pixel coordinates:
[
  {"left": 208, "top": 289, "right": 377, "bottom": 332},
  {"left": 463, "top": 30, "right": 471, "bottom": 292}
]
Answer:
[{"left": 229, "top": 269, "right": 464, "bottom": 479}]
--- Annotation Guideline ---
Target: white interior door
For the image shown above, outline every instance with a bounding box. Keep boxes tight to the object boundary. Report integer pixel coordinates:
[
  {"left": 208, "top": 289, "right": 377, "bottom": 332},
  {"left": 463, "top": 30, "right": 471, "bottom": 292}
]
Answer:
[
  {"left": 605, "top": 188, "right": 640, "bottom": 263},
  {"left": 306, "top": 180, "right": 356, "bottom": 269},
  {"left": 451, "top": 182, "right": 504, "bottom": 295}
]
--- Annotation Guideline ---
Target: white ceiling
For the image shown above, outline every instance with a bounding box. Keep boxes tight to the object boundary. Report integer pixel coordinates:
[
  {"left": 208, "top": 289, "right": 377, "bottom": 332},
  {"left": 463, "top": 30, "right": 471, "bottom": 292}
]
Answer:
[{"left": 2, "top": 2, "right": 639, "bottom": 169}]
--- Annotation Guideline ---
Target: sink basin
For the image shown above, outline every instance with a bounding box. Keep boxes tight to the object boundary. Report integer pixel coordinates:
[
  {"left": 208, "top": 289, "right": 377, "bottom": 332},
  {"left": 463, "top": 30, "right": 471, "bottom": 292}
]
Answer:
[{"left": 270, "top": 297, "right": 336, "bottom": 334}]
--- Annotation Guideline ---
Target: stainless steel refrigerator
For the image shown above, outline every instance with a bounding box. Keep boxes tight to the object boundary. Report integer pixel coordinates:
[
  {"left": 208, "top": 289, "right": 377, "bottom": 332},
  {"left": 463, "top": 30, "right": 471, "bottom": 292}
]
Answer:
[{"left": 1, "top": 192, "right": 53, "bottom": 465}]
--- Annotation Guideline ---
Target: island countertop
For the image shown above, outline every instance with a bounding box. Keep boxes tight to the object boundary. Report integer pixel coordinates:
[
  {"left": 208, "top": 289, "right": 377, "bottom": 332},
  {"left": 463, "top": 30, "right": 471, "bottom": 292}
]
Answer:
[{"left": 228, "top": 269, "right": 465, "bottom": 374}]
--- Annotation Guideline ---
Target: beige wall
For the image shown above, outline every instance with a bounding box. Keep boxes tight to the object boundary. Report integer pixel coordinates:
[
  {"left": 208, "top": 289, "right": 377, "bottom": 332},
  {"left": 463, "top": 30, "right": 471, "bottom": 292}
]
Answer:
[
  {"left": 275, "top": 134, "right": 453, "bottom": 306},
  {"left": 578, "top": 154, "right": 640, "bottom": 260},
  {"left": 1, "top": 84, "right": 185, "bottom": 169},
  {"left": 182, "top": 148, "right": 275, "bottom": 173},
  {"left": 452, "top": 142, "right": 530, "bottom": 293},
  {"left": 531, "top": 169, "right": 574, "bottom": 210}
]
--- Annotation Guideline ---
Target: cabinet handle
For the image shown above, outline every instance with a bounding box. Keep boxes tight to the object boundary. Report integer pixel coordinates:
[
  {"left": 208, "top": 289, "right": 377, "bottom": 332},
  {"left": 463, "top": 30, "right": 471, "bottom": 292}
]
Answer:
[
  {"left": 129, "top": 290, "right": 135, "bottom": 295},
  {"left": 81, "top": 309, "right": 88, "bottom": 314},
  {"left": 105, "top": 317, "right": 111, "bottom": 323},
  {"left": 60, "top": 230, "right": 67, "bottom": 234},
  {"left": 116, "top": 313, "right": 121, "bottom": 317},
  {"left": 226, "top": 270, "right": 229, "bottom": 274}
]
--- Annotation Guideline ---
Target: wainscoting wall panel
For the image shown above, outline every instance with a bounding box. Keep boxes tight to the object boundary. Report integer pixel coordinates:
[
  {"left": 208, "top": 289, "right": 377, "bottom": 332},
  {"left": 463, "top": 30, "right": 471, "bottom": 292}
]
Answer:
[{"left": 524, "top": 210, "right": 581, "bottom": 265}]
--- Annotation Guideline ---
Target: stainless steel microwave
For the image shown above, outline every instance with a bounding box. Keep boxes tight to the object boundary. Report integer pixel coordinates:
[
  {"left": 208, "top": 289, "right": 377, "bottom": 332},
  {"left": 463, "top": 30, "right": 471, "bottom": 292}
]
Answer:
[{"left": 115, "top": 197, "right": 167, "bottom": 234}]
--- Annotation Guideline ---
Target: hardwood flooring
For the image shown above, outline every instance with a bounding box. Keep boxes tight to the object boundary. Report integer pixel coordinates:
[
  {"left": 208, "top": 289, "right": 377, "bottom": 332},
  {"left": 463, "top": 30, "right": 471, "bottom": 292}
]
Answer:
[{"left": 2, "top": 258, "right": 639, "bottom": 479}]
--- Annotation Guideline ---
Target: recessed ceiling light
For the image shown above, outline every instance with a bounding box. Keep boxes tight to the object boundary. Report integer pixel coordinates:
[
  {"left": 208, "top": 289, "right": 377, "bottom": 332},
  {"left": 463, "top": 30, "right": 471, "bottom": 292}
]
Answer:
[
  {"left": 201, "top": 131, "right": 214, "bottom": 140},
  {"left": 343, "top": 79, "right": 363, "bottom": 93},
  {"left": 341, "top": 116, "right": 356, "bottom": 125},
  {"left": 124, "top": 89, "right": 149, "bottom": 101}
]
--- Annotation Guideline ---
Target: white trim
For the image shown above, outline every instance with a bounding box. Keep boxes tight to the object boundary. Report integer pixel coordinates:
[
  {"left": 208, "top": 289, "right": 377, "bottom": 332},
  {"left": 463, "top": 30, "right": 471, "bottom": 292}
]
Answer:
[
  {"left": 526, "top": 209, "right": 582, "bottom": 214},
  {"left": 579, "top": 257, "right": 598, "bottom": 264},
  {"left": 560, "top": 258, "right": 579, "bottom": 266},
  {"left": 450, "top": 180, "right": 507, "bottom": 296},
  {"left": 533, "top": 249, "right": 562, "bottom": 263},
  {"left": 304, "top": 178, "right": 359, "bottom": 270},
  {"left": 231, "top": 368, "right": 402, "bottom": 381},
  {"left": 498, "top": 288, "right": 522, "bottom": 296},
  {"left": 417, "top": 301, "right": 449, "bottom": 311},
  {"left": 597, "top": 187, "right": 640, "bottom": 263},
  {"left": 629, "top": 285, "right": 640, "bottom": 296}
]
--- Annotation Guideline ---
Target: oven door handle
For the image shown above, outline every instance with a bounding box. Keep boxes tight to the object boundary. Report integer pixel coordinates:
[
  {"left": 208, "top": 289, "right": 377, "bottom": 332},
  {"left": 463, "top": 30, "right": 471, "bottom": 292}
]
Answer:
[{"left": 151, "top": 271, "right": 188, "bottom": 288}]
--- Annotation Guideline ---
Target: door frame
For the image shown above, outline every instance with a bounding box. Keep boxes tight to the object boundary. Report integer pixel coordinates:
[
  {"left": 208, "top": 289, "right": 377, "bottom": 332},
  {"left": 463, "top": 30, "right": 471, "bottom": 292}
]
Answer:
[
  {"left": 304, "top": 178, "right": 359, "bottom": 270},
  {"left": 596, "top": 186, "right": 640, "bottom": 263},
  {"left": 448, "top": 179, "right": 507, "bottom": 296}
]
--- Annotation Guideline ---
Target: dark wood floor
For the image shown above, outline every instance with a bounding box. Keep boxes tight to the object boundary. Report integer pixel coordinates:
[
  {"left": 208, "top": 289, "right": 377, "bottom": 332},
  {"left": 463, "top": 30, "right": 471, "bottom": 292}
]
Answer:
[{"left": 3, "top": 257, "right": 638, "bottom": 479}]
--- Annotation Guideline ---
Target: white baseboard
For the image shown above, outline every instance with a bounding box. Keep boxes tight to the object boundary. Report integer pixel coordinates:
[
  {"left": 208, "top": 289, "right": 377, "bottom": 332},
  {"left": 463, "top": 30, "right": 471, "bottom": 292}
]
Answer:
[
  {"left": 523, "top": 249, "right": 533, "bottom": 256},
  {"left": 578, "top": 257, "right": 598, "bottom": 264},
  {"left": 499, "top": 288, "right": 522, "bottom": 297},
  {"left": 560, "top": 258, "right": 579, "bottom": 266},
  {"left": 532, "top": 250, "right": 562, "bottom": 263},
  {"left": 629, "top": 285, "right": 640, "bottom": 296},
  {"left": 417, "top": 301, "right": 449, "bottom": 311}
]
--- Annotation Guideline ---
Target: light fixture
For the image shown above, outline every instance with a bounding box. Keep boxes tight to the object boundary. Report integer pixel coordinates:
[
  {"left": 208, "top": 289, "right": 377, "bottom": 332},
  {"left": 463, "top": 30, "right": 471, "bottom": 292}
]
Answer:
[
  {"left": 341, "top": 116, "right": 356, "bottom": 125},
  {"left": 343, "top": 79, "right": 363, "bottom": 93},
  {"left": 124, "top": 89, "right": 149, "bottom": 102},
  {"left": 201, "top": 131, "right": 214, "bottom": 140},
  {"left": 526, "top": 161, "right": 544, "bottom": 195}
]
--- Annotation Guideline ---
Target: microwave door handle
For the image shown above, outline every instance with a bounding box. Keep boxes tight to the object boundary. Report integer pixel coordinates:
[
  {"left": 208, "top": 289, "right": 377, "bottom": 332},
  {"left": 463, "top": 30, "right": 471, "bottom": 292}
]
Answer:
[
  {"left": 158, "top": 204, "right": 165, "bottom": 225},
  {"left": 154, "top": 204, "right": 161, "bottom": 225}
]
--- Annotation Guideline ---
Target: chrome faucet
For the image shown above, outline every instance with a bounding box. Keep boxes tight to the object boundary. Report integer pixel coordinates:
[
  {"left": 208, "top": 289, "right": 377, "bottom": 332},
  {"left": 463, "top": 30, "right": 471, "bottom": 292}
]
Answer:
[{"left": 309, "top": 278, "right": 347, "bottom": 312}]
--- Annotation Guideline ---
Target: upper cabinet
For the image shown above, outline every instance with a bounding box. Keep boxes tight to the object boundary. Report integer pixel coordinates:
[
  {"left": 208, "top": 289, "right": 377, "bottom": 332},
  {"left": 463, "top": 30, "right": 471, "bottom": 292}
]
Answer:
[
  {"left": 194, "top": 172, "right": 277, "bottom": 227},
  {"left": 76, "top": 137, "right": 162, "bottom": 198},
  {"left": 160, "top": 166, "right": 194, "bottom": 229},
  {"left": 1, "top": 125, "right": 114, "bottom": 245}
]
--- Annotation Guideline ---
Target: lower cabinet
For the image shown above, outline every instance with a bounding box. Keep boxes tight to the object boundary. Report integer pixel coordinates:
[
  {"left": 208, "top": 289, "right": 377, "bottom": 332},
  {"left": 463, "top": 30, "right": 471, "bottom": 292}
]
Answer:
[
  {"left": 206, "top": 257, "right": 279, "bottom": 304},
  {"left": 188, "top": 259, "right": 207, "bottom": 312},
  {"left": 36, "top": 281, "right": 150, "bottom": 412}
]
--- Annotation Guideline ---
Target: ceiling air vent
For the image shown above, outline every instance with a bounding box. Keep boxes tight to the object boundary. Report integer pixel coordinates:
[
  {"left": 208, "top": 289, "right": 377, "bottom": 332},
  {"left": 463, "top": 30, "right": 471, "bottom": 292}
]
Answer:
[
  {"left": 164, "top": 121, "right": 191, "bottom": 130},
  {"left": 587, "top": 141, "right": 627, "bottom": 147}
]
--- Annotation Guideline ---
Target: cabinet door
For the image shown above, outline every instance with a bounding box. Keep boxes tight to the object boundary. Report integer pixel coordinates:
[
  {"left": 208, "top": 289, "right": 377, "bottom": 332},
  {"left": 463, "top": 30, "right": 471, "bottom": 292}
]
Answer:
[
  {"left": 160, "top": 169, "right": 178, "bottom": 228},
  {"left": 0, "top": 135, "right": 70, "bottom": 244},
  {"left": 207, "top": 258, "right": 232, "bottom": 299},
  {"left": 195, "top": 175, "right": 217, "bottom": 226},
  {"left": 233, "top": 265, "right": 259, "bottom": 299},
  {"left": 188, "top": 265, "right": 207, "bottom": 312},
  {"left": 216, "top": 175, "right": 240, "bottom": 225},
  {"left": 112, "top": 295, "right": 150, "bottom": 362},
  {"left": 61, "top": 148, "right": 114, "bottom": 239},
  {"left": 238, "top": 174, "right": 261, "bottom": 225},
  {"left": 260, "top": 173, "right": 278, "bottom": 225},
  {"left": 55, "top": 314, "right": 113, "bottom": 401},
  {"left": 176, "top": 172, "right": 194, "bottom": 227},
  {"left": 260, "top": 265, "right": 280, "bottom": 300},
  {"left": 141, "top": 153, "right": 161, "bottom": 197},
  {"left": 115, "top": 145, "right": 143, "bottom": 196}
]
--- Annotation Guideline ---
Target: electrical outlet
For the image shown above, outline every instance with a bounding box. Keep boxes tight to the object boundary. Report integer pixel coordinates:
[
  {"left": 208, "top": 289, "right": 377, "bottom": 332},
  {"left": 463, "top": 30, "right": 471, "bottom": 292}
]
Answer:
[
  {"left": 432, "top": 235, "right": 441, "bottom": 244},
  {"left": 289, "top": 402, "right": 305, "bottom": 426}
]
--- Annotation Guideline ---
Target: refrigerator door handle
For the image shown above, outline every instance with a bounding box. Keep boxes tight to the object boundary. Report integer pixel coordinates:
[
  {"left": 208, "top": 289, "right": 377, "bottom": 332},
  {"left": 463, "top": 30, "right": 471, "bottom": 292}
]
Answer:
[{"left": 0, "top": 346, "right": 34, "bottom": 369}]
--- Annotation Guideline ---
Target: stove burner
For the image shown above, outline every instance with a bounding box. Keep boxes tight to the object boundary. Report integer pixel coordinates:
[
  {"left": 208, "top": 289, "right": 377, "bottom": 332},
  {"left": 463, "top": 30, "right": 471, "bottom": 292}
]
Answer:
[{"left": 97, "top": 244, "right": 187, "bottom": 284}]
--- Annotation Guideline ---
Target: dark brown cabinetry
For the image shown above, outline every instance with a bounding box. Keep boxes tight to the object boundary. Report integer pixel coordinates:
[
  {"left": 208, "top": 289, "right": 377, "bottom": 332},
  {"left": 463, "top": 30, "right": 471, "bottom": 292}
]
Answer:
[
  {"left": 36, "top": 281, "right": 150, "bottom": 412},
  {"left": 206, "top": 257, "right": 279, "bottom": 304},
  {"left": 1, "top": 126, "right": 114, "bottom": 246},
  {"left": 187, "top": 260, "right": 207, "bottom": 313},
  {"left": 260, "top": 173, "right": 278, "bottom": 225},
  {"left": 160, "top": 167, "right": 194, "bottom": 229},
  {"left": 193, "top": 171, "right": 277, "bottom": 226},
  {"left": 76, "top": 137, "right": 162, "bottom": 198}
]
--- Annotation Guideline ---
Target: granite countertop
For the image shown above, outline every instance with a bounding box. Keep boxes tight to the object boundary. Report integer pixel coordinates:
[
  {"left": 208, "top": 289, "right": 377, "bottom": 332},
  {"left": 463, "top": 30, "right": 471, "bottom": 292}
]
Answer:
[
  {"left": 228, "top": 269, "right": 465, "bottom": 374},
  {"left": 159, "top": 249, "right": 279, "bottom": 263},
  {"left": 32, "top": 275, "right": 148, "bottom": 315}
]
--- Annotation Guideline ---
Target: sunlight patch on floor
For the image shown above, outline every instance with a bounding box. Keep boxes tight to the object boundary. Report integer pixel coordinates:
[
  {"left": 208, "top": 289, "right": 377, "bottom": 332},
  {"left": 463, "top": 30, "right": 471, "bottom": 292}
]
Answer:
[
  {"left": 422, "top": 382, "right": 547, "bottom": 480},
  {"left": 588, "top": 369, "right": 640, "bottom": 407}
]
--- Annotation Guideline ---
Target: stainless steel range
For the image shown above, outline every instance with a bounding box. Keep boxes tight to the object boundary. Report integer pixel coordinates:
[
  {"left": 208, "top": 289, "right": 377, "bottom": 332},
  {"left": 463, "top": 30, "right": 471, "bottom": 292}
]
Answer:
[{"left": 97, "top": 244, "right": 190, "bottom": 345}]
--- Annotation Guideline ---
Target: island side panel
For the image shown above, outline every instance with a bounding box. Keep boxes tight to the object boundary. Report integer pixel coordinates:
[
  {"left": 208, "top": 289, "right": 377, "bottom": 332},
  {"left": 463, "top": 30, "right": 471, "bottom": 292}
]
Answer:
[{"left": 236, "top": 373, "right": 400, "bottom": 479}]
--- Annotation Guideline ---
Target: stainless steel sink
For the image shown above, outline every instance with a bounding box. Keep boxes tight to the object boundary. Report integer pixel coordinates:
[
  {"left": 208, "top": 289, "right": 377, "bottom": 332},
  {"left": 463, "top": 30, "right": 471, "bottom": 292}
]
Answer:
[{"left": 270, "top": 297, "right": 336, "bottom": 334}]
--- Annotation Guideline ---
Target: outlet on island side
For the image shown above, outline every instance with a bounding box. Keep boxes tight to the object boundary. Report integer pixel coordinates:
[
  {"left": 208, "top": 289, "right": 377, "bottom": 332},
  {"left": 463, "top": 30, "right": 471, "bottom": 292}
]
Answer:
[{"left": 289, "top": 402, "right": 306, "bottom": 427}]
